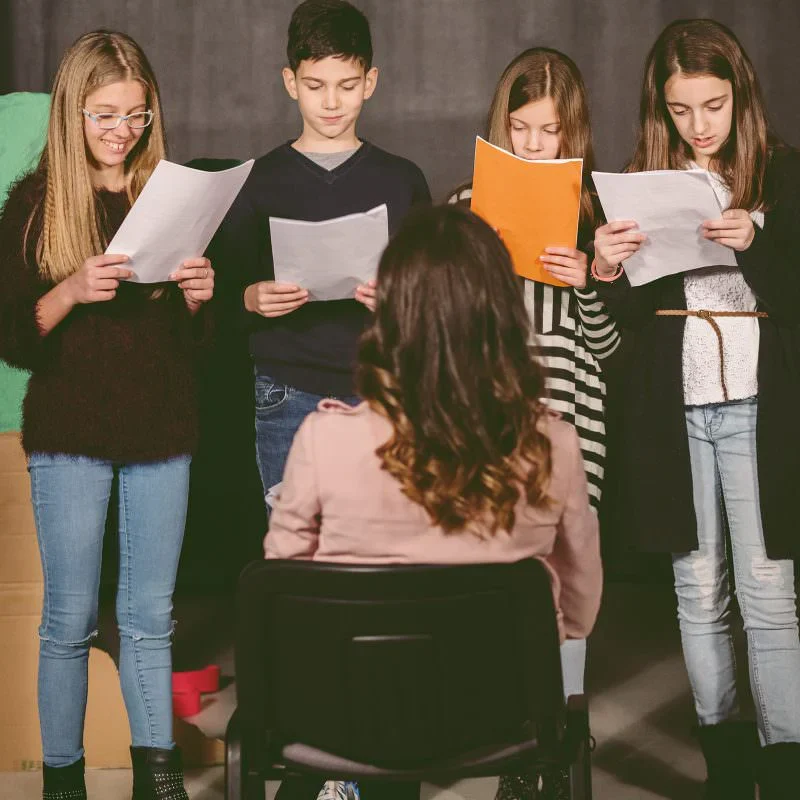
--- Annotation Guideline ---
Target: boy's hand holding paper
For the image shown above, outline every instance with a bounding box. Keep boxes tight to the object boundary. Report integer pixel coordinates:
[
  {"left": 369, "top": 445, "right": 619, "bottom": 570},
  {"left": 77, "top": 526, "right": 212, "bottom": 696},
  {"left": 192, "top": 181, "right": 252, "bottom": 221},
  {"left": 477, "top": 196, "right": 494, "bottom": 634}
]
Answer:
[
  {"left": 354, "top": 279, "right": 378, "bottom": 311},
  {"left": 244, "top": 281, "right": 309, "bottom": 318},
  {"left": 269, "top": 204, "right": 389, "bottom": 302},
  {"left": 469, "top": 136, "right": 583, "bottom": 287}
]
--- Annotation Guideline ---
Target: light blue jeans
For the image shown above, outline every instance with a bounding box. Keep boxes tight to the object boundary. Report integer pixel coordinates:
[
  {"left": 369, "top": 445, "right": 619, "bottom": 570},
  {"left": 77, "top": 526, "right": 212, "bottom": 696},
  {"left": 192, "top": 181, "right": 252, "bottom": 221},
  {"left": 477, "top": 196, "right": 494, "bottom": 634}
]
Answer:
[
  {"left": 672, "top": 398, "right": 800, "bottom": 744},
  {"left": 28, "top": 453, "right": 191, "bottom": 767}
]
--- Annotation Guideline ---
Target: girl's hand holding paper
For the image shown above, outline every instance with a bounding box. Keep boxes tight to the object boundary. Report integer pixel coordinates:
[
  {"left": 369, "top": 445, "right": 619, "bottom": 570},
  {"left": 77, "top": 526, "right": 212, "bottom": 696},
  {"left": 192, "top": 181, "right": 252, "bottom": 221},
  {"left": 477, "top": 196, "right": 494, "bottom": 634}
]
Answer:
[
  {"left": 540, "top": 247, "right": 588, "bottom": 288},
  {"left": 702, "top": 209, "right": 755, "bottom": 251},
  {"left": 64, "top": 254, "right": 133, "bottom": 305},
  {"left": 170, "top": 257, "right": 215, "bottom": 312},
  {"left": 593, "top": 220, "right": 647, "bottom": 276},
  {"left": 469, "top": 136, "right": 583, "bottom": 287}
]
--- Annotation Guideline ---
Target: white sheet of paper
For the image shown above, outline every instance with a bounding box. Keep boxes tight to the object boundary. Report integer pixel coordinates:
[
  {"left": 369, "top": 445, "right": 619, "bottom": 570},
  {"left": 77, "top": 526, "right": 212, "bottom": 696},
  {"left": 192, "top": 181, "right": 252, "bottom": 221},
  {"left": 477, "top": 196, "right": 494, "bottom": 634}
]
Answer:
[
  {"left": 269, "top": 204, "right": 389, "bottom": 301},
  {"left": 106, "top": 159, "right": 254, "bottom": 283},
  {"left": 592, "top": 169, "right": 737, "bottom": 286}
]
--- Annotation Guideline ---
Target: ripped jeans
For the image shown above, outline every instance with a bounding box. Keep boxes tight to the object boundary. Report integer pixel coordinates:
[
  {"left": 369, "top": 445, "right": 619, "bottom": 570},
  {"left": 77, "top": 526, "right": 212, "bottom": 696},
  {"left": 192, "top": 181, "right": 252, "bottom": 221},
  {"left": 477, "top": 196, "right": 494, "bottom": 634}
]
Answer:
[
  {"left": 672, "top": 399, "right": 800, "bottom": 744},
  {"left": 28, "top": 453, "right": 191, "bottom": 767}
]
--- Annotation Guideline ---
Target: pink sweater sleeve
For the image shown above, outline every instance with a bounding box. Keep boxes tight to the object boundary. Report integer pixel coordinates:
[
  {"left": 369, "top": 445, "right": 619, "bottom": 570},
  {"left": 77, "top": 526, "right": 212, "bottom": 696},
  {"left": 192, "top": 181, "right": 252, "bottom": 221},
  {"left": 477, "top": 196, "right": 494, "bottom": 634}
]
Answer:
[
  {"left": 263, "top": 415, "right": 322, "bottom": 560},
  {"left": 544, "top": 426, "right": 603, "bottom": 639}
]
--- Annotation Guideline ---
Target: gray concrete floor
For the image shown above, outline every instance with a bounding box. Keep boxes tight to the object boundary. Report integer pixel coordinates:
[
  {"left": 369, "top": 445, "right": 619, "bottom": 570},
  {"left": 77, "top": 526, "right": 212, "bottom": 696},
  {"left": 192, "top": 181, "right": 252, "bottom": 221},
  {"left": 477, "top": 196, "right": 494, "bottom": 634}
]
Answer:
[{"left": 1, "top": 580, "right": 716, "bottom": 799}]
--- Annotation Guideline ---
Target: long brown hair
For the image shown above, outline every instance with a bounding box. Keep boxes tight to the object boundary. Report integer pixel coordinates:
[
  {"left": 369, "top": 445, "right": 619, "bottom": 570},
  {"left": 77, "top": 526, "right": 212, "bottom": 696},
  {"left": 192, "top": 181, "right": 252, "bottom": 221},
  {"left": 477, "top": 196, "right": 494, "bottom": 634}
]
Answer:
[
  {"left": 357, "top": 205, "right": 553, "bottom": 536},
  {"left": 630, "top": 18, "right": 778, "bottom": 210},
  {"left": 26, "top": 30, "right": 166, "bottom": 282},
  {"left": 485, "top": 47, "right": 597, "bottom": 229}
]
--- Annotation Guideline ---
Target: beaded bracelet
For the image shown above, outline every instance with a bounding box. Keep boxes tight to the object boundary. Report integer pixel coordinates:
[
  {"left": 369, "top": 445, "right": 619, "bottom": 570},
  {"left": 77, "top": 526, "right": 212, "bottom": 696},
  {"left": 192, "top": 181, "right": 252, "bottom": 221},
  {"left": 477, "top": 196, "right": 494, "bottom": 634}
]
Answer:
[{"left": 590, "top": 259, "right": 624, "bottom": 282}]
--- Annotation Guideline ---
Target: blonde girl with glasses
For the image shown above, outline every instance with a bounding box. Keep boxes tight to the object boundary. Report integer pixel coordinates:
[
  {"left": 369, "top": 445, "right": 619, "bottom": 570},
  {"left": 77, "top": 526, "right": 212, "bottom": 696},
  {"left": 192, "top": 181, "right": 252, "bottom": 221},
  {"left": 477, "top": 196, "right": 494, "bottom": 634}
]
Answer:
[{"left": 0, "top": 30, "right": 215, "bottom": 800}]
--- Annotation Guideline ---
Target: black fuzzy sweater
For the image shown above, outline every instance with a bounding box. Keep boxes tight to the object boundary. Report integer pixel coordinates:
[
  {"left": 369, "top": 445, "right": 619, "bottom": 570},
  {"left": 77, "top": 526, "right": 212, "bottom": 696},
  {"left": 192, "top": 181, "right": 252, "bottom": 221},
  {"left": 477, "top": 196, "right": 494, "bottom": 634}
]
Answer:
[{"left": 0, "top": 173, "right": 203, "bottom": 462}]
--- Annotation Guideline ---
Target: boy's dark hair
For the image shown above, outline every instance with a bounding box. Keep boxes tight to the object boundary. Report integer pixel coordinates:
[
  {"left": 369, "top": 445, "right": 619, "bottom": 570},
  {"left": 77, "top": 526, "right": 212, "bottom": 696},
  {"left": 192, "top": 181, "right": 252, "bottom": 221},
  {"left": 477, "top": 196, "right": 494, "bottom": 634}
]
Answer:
[{"left": 287, "top": 0, "right": 373, "bottom": 72}]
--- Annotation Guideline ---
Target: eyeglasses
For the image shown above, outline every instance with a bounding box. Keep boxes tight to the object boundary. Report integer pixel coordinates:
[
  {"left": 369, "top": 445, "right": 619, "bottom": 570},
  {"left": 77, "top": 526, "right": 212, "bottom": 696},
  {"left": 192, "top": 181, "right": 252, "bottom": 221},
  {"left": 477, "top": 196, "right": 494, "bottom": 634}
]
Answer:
[{"left": 82, "top": 108, "right": 154, "bottom": 130}]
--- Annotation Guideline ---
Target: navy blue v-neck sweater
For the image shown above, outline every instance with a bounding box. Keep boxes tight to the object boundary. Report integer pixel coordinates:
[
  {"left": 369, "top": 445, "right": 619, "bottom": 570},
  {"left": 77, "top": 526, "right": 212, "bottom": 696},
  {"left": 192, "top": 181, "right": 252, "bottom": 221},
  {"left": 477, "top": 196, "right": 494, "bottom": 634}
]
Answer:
[{"left": 216, "top": 141, "right": 430, "bottom": 395}]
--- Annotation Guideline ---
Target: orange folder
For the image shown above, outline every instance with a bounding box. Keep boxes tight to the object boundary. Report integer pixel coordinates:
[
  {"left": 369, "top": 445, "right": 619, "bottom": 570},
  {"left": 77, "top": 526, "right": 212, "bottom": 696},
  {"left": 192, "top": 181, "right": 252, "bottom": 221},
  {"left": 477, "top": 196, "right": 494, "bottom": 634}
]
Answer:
[{"left": 470, "top": 136, "right": 583, "bottom": 286}]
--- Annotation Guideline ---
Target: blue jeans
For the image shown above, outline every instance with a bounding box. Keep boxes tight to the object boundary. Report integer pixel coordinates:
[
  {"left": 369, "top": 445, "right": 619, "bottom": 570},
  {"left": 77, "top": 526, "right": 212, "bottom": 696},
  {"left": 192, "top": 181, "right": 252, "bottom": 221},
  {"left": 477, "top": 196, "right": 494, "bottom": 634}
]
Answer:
[
  {"left": 254, "top": 371, "right": 360, "bottom": 502},
  {"left": 672, "top": 398, "right": 800, "bottom": 744},
  {"left": 28, "top": 453, "right": 191, "bottom": 767}
]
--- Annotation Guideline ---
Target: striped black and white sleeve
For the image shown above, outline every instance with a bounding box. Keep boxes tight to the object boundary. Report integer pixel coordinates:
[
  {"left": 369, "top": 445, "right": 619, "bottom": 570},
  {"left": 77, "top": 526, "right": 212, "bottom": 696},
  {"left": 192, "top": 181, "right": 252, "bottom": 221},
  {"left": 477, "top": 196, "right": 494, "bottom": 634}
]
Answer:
[{"left": 573, "top": 288, "right": 621, "bottom": 360}]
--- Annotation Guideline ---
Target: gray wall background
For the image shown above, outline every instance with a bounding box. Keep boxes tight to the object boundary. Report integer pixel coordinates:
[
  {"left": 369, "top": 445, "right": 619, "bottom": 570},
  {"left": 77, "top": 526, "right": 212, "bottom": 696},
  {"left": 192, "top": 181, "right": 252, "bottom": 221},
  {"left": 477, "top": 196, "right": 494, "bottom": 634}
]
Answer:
[{"left": 4, "top": 0, "right": 800, "bottom": 198}]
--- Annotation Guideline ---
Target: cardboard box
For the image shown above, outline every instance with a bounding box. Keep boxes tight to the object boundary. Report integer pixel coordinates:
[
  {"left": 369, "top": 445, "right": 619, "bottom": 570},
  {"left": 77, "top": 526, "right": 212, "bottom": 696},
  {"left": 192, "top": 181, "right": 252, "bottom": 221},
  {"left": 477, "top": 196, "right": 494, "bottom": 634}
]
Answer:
[{"left": 0, "top": 433, "right": 224, "bottom": 770}]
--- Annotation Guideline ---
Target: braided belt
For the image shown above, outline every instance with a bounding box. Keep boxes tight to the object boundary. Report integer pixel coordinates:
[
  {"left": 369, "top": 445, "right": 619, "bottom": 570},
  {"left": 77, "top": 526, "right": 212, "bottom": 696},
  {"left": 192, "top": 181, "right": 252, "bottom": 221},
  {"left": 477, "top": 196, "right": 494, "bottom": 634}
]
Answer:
[{"left": 654, "top": 309, "right": 768, "bottom": 402}]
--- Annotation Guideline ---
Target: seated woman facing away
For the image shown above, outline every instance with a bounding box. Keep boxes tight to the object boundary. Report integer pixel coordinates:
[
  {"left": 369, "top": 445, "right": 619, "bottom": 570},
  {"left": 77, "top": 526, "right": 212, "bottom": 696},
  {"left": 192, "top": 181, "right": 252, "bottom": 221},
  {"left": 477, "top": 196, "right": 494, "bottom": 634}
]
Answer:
[{"left": 264, "top": 204, "right": 602, "bottom": 800}]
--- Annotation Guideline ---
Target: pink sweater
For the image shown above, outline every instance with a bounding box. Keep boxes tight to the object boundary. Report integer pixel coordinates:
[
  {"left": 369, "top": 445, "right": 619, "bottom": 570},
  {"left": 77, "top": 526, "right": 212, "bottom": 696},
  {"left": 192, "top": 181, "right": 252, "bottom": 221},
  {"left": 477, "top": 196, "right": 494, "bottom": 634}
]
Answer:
[{"left": 265, "top": 401, "right": 602, "bottom": 640}]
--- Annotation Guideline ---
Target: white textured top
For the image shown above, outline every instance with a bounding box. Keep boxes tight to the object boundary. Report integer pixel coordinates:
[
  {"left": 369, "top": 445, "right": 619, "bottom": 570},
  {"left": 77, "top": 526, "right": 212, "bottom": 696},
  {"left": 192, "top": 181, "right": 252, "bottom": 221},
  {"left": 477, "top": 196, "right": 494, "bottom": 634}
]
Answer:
[{"left": 681, "top": 170, "right": 764, "bottom": 405}]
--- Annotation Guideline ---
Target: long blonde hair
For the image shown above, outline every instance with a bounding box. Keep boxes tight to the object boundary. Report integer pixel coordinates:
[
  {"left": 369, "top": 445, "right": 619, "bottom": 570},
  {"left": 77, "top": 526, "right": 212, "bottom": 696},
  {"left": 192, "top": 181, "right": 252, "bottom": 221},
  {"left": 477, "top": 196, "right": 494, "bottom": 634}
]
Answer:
[
  {"left": 630, "top": 19, "right": 779, "bottom": 210},
  {"left": 27, "top": 30, "right": 166, "bottom": 282},
  {"left": 485, "top": 47, "right": 597, "bottom": 229}
]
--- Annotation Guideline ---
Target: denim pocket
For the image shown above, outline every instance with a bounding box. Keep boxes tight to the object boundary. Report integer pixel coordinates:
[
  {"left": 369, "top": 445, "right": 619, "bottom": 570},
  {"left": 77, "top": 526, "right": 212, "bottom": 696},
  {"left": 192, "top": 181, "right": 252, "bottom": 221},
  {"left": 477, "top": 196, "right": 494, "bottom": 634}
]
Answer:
[{"left": 254, "top": 375, "right": 290, "bottom": 412}]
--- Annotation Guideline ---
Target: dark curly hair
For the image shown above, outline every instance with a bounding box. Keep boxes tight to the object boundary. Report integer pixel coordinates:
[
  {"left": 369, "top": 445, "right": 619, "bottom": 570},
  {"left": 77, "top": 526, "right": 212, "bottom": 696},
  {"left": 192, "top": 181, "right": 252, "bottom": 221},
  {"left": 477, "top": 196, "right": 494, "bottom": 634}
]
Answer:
[{"left": 357, "top": 204, "right": 553, "bottom": 535}]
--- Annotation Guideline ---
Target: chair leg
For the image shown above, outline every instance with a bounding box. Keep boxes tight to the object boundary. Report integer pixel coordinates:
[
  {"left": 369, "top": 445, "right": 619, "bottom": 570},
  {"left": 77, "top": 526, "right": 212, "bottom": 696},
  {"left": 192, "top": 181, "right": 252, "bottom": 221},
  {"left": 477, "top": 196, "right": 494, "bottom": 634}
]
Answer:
[
  {"left": 245, "top": 772, "right": 267, "bottom": 800},
  {"left": 225, "top": 707, "right": 244, "bottom": 800},
  {"left": 274, "top": 775, "right": 326, "bottom": 800},
  {"left": 568, "top": 738, "right": 592, "bottom": 800},
  {"left": 357, "top": 780, "right": 421, "bottom": 800},
  {"left": 226, "top": 707, "right": 267, "bottom": 800},
  {"left": 564, "top": 694, "right": 592, "bottom": 800}
]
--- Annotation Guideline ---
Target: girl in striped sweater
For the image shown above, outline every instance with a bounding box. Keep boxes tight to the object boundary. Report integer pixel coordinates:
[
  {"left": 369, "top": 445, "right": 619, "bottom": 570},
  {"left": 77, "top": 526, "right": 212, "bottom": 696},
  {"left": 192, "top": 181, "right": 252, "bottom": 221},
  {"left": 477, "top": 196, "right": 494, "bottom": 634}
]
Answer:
[
  {"left": 451, "top": 48, "right": 617, "bottom": 800},
  {"left": 451, "top": 47, "right": 618, "bottom": 515}
]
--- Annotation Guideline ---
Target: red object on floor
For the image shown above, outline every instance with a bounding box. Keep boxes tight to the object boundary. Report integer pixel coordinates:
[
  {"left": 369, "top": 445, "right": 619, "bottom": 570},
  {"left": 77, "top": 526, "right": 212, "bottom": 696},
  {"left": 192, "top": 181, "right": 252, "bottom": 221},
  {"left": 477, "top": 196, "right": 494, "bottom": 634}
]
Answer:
[
  {"left": 171, "top": 665, "right": 221, "bottom": 718},
  {"left": 172, "top": 664, "right": 221, "bottom": 695},
  {"left": 172, "top": 687, "right": 201, "bottom": 718}
]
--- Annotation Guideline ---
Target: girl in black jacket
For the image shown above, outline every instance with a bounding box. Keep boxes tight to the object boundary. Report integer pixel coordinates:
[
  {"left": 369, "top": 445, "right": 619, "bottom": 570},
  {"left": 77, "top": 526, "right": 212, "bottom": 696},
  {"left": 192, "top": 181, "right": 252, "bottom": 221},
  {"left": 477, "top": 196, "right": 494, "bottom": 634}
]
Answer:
[{"left": 592, "top": 19, "right": 800, "bottom": 800}]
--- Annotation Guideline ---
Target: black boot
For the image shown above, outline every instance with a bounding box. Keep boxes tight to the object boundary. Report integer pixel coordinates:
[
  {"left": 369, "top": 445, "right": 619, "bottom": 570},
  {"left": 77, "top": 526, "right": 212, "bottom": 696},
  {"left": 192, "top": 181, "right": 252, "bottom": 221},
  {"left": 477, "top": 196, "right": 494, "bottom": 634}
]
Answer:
[
  {"left": 130, "top": 746, "right": 189, "bottom": 800},
  {"left": 42, "top": 757, "right": 87, "bottom": 800},
  {"left": 696, "top": 721, "right": 759, "bottom": 800},
  {"left": 757, "top": 742, "right": 800, "bottom": 800}
]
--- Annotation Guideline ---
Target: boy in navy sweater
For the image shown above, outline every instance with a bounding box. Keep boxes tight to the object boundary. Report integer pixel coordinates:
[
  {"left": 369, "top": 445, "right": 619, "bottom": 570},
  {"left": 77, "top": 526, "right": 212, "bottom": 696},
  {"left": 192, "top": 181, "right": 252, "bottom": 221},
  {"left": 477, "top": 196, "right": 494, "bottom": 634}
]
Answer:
[{"left": 219, "top": 0, "right": 431, "bottom": 501}]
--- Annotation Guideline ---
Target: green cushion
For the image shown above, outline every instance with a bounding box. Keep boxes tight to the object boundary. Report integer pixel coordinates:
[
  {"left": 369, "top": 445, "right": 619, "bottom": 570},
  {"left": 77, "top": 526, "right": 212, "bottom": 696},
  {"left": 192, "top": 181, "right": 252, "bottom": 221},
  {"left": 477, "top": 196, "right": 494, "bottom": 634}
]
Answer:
[{"left": 0, "top": 92, "right": 50, "bottom": 433}]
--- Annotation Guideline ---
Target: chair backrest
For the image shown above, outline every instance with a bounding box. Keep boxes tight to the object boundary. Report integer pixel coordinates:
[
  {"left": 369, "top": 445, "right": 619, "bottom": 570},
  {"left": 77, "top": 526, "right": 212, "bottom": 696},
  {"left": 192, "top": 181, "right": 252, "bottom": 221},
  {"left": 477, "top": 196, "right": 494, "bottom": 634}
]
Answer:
[{"left": 235, "top": 558, "right": 566, "bottom": 771}]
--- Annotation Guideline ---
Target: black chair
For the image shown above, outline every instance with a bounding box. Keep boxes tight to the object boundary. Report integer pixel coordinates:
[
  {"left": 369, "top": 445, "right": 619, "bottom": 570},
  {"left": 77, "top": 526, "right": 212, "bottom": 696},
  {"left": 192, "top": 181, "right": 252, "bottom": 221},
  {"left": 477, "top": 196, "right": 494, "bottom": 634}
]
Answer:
[{"left": 225, "top": 558, "right": 592, "bottom": 799}]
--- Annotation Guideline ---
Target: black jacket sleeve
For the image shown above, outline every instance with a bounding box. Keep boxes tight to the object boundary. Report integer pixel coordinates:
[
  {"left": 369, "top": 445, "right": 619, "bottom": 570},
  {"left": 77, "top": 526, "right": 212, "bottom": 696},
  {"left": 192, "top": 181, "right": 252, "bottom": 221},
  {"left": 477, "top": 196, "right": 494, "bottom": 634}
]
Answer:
[
  {"left": 591, "top": 270, "right": 662, "bottom": 331},
  {"left": 735, "top": 149, "right": 800, "bottom": 323},
  {"left": 410, "top": 163, "right": 432, "bottom": 206},
  {"left": 207, "top": 177, "right": 268, "bottom": 332}
]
